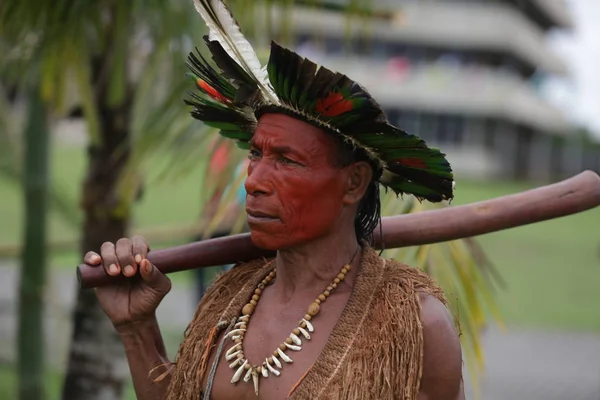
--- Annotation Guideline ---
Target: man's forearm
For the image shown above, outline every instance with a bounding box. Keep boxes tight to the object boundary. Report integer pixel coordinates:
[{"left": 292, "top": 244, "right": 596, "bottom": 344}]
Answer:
[{"left": 117, "top": 317, "right": 172, "bottom": 400}]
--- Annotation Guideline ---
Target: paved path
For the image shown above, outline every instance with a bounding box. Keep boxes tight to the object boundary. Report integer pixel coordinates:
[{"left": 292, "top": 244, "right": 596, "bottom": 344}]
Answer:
[{"left": 2, "top": 262, "right": 599, "bottom": 399}]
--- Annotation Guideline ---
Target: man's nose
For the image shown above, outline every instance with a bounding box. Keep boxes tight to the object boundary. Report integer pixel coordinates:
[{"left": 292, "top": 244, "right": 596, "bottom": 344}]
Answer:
[{"left": 245, "top": 163, "right": 272, "bottom": 197}]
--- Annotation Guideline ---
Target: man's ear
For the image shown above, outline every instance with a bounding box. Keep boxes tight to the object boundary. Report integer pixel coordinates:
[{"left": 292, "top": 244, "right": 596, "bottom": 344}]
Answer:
[{"left": 342, "top": 161, "right": 373, "bottom": 206}]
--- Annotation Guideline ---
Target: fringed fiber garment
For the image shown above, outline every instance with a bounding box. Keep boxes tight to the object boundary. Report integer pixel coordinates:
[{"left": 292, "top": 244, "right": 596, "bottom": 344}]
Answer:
[{"left": 166, "top": 245, "right": 447, "bottom": 399}]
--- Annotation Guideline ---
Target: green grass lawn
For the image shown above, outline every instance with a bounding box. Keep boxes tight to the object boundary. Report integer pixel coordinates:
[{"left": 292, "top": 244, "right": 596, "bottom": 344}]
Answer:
[{"left": 451, "top": 180, "right": 600, "bottom": 333}]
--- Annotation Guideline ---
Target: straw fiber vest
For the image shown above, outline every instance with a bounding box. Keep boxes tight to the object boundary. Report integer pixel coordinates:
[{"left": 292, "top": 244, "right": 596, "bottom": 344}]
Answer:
[{"left": 166, "top": 246, "right": 446, "bottom": 400}]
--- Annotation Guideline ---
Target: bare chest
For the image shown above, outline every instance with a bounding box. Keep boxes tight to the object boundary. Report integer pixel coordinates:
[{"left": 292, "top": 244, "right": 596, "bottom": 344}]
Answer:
[{"left": 203, "top": 292, "right": 349, "bottom": 400}]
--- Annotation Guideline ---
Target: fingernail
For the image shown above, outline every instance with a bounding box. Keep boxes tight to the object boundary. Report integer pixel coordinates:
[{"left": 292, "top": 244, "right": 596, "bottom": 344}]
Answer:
[
  {"left": 134, "top": 254, "right": 142, "bottom": 263},
  {"left": 109, "top": 264, "right": 118, "bottom": 274},
  {"left": 90, "top": 254, "right": 100, "bottom": 263},
  {"left": 124, "top": 265, "right": 134, "bottom": 276}
]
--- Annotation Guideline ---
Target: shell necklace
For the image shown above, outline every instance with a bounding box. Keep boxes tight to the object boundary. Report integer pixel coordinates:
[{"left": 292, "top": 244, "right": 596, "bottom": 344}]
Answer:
[{"left": 225, "top": 250, "right": 358, "bottom": 396}]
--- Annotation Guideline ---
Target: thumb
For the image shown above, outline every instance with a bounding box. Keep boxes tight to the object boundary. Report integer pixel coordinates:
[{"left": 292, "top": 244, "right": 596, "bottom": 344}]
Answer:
[{"left": 139, "top": 259, "right": 171, "bottom": 293}]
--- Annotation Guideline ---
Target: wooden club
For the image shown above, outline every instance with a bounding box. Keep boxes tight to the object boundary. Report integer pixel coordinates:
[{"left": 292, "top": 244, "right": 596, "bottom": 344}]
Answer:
[{"left": 77, "top": 170, "right": 600, "bottom": 289}]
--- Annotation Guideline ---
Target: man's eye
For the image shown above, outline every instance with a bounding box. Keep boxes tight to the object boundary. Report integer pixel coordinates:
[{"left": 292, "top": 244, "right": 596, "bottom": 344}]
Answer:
[
  {"left": 248, "top": 149, "right": 261, "bottom": 159},
  {"left": 279, "top": 156, "right": 297, "bottom": 165}
]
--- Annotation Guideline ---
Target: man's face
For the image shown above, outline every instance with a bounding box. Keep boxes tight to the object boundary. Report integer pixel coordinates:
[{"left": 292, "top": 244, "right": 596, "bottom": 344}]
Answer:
[{"left": 244, "top": 113, "right": 349, "bottom": 250}]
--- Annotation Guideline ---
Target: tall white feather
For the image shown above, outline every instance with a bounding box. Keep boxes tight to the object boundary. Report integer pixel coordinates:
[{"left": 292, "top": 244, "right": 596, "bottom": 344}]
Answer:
[{"left": 193, "top": 0, "right": 279, "bottom": 104}]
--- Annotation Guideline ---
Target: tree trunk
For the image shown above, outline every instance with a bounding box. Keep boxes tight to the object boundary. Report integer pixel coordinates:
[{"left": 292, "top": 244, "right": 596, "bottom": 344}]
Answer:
[
  {"left": 62, "top": 106, "right": 132, "bottom": 399},
  {"left": 62, "top": 38, "right": 134, "bottom": 396},
  {"left": 17, "top": 88, "right": 50, "bottom": 400}
]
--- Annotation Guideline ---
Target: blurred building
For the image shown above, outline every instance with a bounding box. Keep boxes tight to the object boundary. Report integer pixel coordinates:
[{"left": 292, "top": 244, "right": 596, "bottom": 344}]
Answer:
[{"left": 273, "top": 0, "right": 599, "bottom": 181}]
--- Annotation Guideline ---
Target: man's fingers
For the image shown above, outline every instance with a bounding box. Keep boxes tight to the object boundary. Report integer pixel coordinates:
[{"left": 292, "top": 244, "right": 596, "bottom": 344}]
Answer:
[
  {"left": 100, "top": 242, "right": 120, "bottom": 276},
  {"left": 139, "top": 259, "right": 171, "bottom": 294},
  {"left": 116, "top": 238, "right": 136, "bottom": 277},
  {"left": 131, "top": 235, "right": 149, "bottom": 264},
  {"left": 84, "top": 251, "right": 101, "bottom": 266}
]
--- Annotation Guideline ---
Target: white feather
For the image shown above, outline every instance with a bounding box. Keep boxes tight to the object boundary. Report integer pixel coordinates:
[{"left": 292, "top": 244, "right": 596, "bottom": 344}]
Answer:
[{"left": 193, "top": 0, "right": 279, "bottom": 103}]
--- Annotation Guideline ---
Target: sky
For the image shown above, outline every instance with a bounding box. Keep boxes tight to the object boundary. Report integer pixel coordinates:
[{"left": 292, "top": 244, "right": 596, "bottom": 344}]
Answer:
[{"left": 548, "top": 0, "right": 600, "bottom": 138}]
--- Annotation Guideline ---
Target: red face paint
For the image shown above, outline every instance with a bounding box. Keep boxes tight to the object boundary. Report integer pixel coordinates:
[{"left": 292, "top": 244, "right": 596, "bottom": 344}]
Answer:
[{"left": 244, "top": 113, "right": 348, "bottom": 250}]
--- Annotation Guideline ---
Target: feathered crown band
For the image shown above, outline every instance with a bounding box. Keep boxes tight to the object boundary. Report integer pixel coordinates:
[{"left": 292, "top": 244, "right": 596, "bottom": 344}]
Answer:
[{"left": 186, "top": 0, "right": 454, "bottom": 202}]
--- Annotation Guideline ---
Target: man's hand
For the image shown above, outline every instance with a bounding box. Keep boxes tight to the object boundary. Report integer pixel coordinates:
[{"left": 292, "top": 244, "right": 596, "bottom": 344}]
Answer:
[
  {"left": 418, "top": 294, "right": 465, "bottom": 400},
  {"left": 84, "top": 236, "right": 172, "bottom": 330}
]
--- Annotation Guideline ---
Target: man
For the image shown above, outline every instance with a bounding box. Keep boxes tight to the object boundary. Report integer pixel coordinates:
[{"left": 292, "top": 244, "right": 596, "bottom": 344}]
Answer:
[{"left": 84, "top": 1, "right": 463, "bottom": 398}]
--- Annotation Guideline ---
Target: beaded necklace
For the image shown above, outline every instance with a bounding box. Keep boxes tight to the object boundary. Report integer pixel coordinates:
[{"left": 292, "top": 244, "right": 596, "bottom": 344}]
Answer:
[{"left": 224, "top": 250, "right": 358, "bottom": 396}]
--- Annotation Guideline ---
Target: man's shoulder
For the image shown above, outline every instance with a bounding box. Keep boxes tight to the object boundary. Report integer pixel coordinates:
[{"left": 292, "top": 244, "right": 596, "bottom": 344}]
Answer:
[{"left": 380, "top": 256, "right": 445, "bottom": 298}]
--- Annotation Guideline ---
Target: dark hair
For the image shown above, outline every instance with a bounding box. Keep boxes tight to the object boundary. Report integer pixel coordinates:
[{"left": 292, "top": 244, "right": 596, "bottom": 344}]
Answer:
[{"left": 334, "top": 138, "right": 382, "bottom": 244}]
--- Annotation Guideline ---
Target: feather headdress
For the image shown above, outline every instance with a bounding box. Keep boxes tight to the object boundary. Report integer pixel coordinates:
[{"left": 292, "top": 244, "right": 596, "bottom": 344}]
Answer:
[{"left": 186, "top": 0, "right": 454, "bottom": 202}]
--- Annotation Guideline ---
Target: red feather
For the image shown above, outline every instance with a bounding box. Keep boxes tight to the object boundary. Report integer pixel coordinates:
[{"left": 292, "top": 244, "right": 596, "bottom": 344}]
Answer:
[
  {"left": 197, "top": 78, "right": 230, "bottom": 103},
  {"left": 396, "top": 158, "right": 427, "bottom": 169},
  {"left": 316, "top": 92, "right": 353, "bottom": 117}
]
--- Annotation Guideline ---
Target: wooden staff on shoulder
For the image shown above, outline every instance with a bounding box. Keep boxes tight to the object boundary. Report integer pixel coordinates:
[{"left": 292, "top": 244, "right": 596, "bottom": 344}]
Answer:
[{"left": 77, "top": 170, "right": 600, "bottom": 289}]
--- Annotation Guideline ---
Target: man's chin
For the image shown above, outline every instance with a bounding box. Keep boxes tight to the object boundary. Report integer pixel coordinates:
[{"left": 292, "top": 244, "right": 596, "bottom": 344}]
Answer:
[{"left": 249, "top": 230, "right": 281, "bottom": 251}]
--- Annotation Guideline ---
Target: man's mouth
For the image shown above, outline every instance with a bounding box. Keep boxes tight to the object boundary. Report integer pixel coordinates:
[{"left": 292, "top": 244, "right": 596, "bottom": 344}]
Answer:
[{"left": 246, "top": 209, "right": 279, "bottom": 223}]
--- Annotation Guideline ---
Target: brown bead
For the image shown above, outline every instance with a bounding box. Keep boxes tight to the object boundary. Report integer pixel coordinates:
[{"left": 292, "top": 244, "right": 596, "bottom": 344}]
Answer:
[
  {"left": 254, "top": 288, "right": 262, "bottom": 295},
  {"left": 300, "top": 321, "right": 307, "bottom": 328},
  {"left": 345, "top": 264, "right": 351, "bottom": 270},
  {"left": 237, "top": 353, "right": 244, "bottom": 359},
  {"left": 285, "top": 337, "right": 293, "bottom": 344},
  {"left": 324, "top": 290, "right": 330, "bottom": 297},
  {"left": 337, "top": 273, "right": 345, "bottom": 280},
  {"left": 245, "top": 364, "right": 251, "bottom": 370},
  {"left": 293, "top": 328, "right": 300, "bottom": 335},
  {"left": 334, "top": 278, "right": 340, "bottom": 284},
  {"left": 279, "top": 343, "right": 287, "bottom": 351},
  {"left": 315, "top": 299, "right": 321, "bottom": 305},
  {"left": 267, "top": 357, "right": 273, "bottom": 364},
  {"left": 252, "top": 294, "right": 260, "bottom": 301},
  {"left": 307, "top": 302, "right": 320, "bottom": 317},
  {"left": 242, "top": 303, "right": 255, "bottom": 316},
  {"left": 273, "top": 350, "right": 279, "bottom": 356},
  {"left": 341, "top": 267, "right": 348, "bottom": 274},
  {"left": 240, "top": 324, "right": 247, "bottom": 330},
  {"left": 332, "top": 283, "right": 338, "bottom": 288},
  {"left": 304, "top": 314, "right": 312, "bottom": 321},
  {"left": 327, "top": 286, "right": 333, "bottom": 292},
  {"left": 318, "top": 294, "right": 326, "bottom": 301},
  {"left": 235, "top": 338, "right": 242, "bottom": 344},
  {"left": 250, "top": 299, "right": 257, "bottom": 306},
  {"left": 269, "top": 271, "right": 276, "bottom": 277},
  {"left": 257, "top": 366, "right": 262, "bottom": 373}
]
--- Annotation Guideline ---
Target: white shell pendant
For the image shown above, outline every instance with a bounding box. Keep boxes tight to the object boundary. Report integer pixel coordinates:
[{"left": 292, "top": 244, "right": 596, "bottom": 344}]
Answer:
[
  {"left": 252, "top": 369, "right": 260, "bottom": 395},
  {"left": 272, "top": 355, "right": 282, "bottom": 369},
  {"left": 226, "top": 343, "right": 241, "bottom": 356},
  {"left": 261, "top": 366, "right": 269, "bottom": 378},
  {"left": 229, "top": 358, "right": 243, "bottom": 369},
  {"left": 231, "top": 360, "right": 248, "bottom": 384},
  {"left": 284, "top": 342, "right": 302, "bottom": 351},
  {"left": 303, "top": 319, "right": 314, "bottom": 332},
  {"left": 226, "top": 329, "right": 246, "bottom": 338},
  {"left": 243, "top": 367, "right": 252, "bottom": 383},
  {"left": 277, "top": 348, "right": 293, "bottom": 363},
  {"left": 265, "top": 360, "right": 281, "bottom": 376},
  {"left": 225, "top": 350, "right": 242, "bottom": 361},
  {"left": 298, "top": 326, "right": 311, "bottom": 340},
  {"left": 226, "top": 350, "right": 242, "bottom": 361},
  {"left": 289, "top": 332, "right": 302, "bottom": 346}
]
